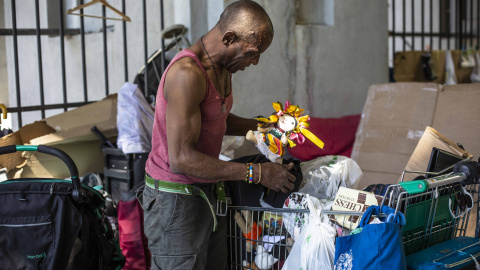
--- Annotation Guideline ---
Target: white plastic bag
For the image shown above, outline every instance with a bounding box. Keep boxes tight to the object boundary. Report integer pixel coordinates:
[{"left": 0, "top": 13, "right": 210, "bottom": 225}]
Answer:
[
  {"left": 445, "top": 50, "right": 458, "bottom": 85},
  {"left": 282, "top": 195, "right": 336, "bottom": 270},
  {"left": 298, "top": 156, "right": 363, "bottom": 200},
  {"left": 282, "top": 193, "right": 333, "bottom": 241},
  {"left": 116, "top": 82, "right": 155, "bottom": 154},
  {"left": 471, "top": 51, "right": 480, "bottom": 83}
]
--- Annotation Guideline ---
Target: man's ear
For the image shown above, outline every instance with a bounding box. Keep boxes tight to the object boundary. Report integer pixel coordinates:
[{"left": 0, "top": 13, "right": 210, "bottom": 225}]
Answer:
[{"left": 222, "top": 31, "right": 237, "bottom": 46}]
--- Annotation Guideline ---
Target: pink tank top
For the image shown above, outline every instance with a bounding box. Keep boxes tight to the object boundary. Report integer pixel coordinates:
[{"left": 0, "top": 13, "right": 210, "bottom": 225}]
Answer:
[{"left": 145, "top": 49, "right": 233, "bottom": 184}]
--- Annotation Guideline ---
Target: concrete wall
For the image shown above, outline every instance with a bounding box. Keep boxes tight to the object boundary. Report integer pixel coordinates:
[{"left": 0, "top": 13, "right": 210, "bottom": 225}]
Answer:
[
  {"left": 231, "top": 0, "right": 389, "bottom": 119},
  {"left": 2, "top": 0, "right": 388, "bottom": 130}
]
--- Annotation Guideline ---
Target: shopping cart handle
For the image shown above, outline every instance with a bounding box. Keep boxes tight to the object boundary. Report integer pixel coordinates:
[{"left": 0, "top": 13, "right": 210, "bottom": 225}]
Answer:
[
  {"left": 399, "top": 180, "right": 428, "bottom": 194},
  {"left": 400, "top": 173, "right": 468, "bottom": 195}
]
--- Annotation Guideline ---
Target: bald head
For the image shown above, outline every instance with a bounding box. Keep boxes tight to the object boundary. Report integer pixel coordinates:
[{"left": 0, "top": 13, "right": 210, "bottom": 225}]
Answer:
[{"left": 218, "top": 0, "right": 274, "bottom": 44}]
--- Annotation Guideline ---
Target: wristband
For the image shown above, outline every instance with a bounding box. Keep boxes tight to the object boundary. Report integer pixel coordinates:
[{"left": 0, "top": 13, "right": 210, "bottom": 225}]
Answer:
[{"left": 255, "top": 163, "right": 261, "bottom": 184}]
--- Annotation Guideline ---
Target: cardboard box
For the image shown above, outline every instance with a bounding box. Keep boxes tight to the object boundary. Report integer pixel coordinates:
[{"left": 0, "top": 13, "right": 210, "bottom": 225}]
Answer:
[
  {"left": 0, "top": 121, "right": 56, "bottom": 171},
  {"left": 353, "top": 83, "right": 480, "bottom": 189},
  {"left": 433, "top": 83, "right": 480, "bottom": 157},
  {"left": 402, "top": 126, "right": 472, "bottom": 182},
  {"left": 351, "top": 83, "right": 440, "bottom": 189},
  {"left": 0, "top": 94, "right": 117, "bottom": 179}
]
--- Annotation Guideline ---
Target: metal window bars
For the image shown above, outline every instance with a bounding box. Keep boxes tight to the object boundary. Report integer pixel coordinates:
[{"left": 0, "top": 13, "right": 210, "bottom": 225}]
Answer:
[
  {"left": 1, "top": 0, "right": 166, "bottom": 129},
  {"left": 389, "top": 0, "right": 479, "bottom": 64}
]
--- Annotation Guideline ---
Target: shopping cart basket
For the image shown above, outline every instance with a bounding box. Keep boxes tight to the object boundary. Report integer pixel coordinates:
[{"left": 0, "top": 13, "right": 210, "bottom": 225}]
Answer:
[
  {"left": 0, "top": 145, "right": 124, "bottom": 270},
  {"left": 380, "top": 159, "right": 480, "bottom": 269},
  {"left": 226, "top": 205, "right": 364, "bottom": 270}
]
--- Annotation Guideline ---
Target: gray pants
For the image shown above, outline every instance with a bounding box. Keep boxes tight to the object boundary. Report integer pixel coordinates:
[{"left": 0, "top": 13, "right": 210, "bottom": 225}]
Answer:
[{"left": 141, "top": 183, "right": 227, "bottom": 270}]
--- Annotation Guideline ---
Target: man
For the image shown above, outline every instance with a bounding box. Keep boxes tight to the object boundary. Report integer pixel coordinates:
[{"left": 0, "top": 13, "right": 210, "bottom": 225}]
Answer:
[{"left": 143, "top": 1, "right": 296, "bottom": 269}]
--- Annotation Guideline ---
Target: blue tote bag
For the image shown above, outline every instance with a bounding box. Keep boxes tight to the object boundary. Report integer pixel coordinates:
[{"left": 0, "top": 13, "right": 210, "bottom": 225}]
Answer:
[{"left": 334, "top": 205, "right": 407, "bottom": 270}]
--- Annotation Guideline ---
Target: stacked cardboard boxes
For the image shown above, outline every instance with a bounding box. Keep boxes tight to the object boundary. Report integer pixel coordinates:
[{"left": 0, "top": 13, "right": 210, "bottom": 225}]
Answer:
[{"left": 352, "top": 83, "right": 480, "bottom": 189}]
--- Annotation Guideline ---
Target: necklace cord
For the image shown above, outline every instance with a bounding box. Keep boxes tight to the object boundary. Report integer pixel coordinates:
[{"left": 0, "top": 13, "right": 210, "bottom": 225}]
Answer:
[{"left": 200, "top": 36, "right": 228, "bottom": 108}]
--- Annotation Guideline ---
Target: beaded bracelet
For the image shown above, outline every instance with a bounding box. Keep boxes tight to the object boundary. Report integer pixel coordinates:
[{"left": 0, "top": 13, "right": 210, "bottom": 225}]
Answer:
[
  {"left": 246, "top": 162, "right": 253, "bottom": 183},
  {"left": 255, "top": 163, "right": 262, "bottom": 184}
]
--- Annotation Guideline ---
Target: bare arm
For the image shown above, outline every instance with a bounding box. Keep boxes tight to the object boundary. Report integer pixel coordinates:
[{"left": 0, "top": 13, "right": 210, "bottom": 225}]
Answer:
[
  {"left": 164, "top": 59, "right": 295, "bottom": 192},
  {"left": 225, "top": 113, "right": 258, "bottom": 136}
]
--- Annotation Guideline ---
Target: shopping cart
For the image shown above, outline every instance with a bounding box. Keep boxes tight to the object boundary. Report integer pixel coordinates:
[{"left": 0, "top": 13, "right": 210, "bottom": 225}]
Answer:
[
  {"left": 226, "top": 160, "right": 480, "bottom": 270},
  {"left": 381, "top": 159, "right": 480, "bottom": 269},
  {"left": 226, "top": 206, "right": 363, "bottom": 270}
]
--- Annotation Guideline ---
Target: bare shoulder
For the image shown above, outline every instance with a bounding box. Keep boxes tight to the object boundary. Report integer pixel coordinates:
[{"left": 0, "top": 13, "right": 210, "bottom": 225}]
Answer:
[{"left": 164, "top": 57, "right": 206, "bottom": 103}]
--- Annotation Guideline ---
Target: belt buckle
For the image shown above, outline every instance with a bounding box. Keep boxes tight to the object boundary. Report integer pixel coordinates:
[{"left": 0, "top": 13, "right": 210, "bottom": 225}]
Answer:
[{"left": 216, "top": 199, "right": 228, "bottom": 216}]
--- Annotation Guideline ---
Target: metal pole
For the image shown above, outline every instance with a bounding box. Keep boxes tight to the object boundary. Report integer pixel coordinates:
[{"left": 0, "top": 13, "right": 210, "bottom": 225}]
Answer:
[
  {"left": 11, "top": 0, "right": 22, "bottom": 127},
  {"left": 430, "top": 0, "right": 433, "bottom": 49},
  {"left": 412, "top": 0, "right": 415, "bottom": 50},
  {"left": 35, "top": 0, "right": 45, "bottom": 119},
  {"left": 459, "top": 0, "right": 464, "bottom": 49},
  {"left": 123, "top": 0, "right": 128, "bottom": 82},
  {"left": 470, "top": 0, "right": 473, "bottom": 48},
  {"left": 143, "top": 0, "right": 148, "bottom": 99},
  {"left": 80, "top": 0, "right": 88, "bottom": 102},
  {"left": 103, "top": 5, "right": 109, "bottom": 96},
  {"left": 439, "top": 0, "right": 442, "bottom": 50},
  {"left": 422, "top": 0, "right": 425, "bottom": 50},
  {"left": 160, "top": 0, "right": 166, "bottom": 76},
  {"left": 59, "top": 0, "right": 67, "bottom": 111},
  {"left": 447, "top": 0, "right": 451, "bottom": 49},
  {"left": 393, "top": 0, "right": 396, "bottom": 55},
  {"left": 403, "top": 0, "right": 406, "bottom": 51}
]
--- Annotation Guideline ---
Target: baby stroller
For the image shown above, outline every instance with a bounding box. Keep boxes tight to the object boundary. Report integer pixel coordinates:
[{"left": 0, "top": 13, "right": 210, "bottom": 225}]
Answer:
[{"left": 0, "top": 145, "right": 124, "bottom": 270}]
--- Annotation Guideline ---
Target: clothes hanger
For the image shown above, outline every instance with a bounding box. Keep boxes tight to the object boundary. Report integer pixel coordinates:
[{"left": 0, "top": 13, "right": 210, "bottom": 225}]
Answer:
[
  {"left": 0, "top": 103, "right": 7, "bottom": 126},
  {"left": 66, "top": 0, "right": 131, "bottom": 22}
]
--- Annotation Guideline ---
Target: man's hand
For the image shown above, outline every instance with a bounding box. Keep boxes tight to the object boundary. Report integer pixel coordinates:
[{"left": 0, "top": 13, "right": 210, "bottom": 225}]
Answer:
[{"left": 259, "top": 162, "right": 296, "bottom": 193}]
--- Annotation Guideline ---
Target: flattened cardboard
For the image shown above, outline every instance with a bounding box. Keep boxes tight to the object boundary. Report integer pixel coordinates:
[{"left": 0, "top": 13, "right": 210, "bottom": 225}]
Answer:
[
  {"left": 353, "top": 82, "right": 479, "bottom": 189},
  {"left": 352, "top": 83, "right": 440, "bottom": 189},
  {"left": 20, "top": 140, "right": 104, "bottom": 179},
  {"left": 0, "top": 121, "right": 55, "bottom": 171},
  {"left": 41, "top": 94, "right": 117, "bottom": 144},
  {"left": 0, "top": 95, "right": 117, "bottom": 178},
  {"left": 433, "top": 84, "right": 480, "bottom": 158}
]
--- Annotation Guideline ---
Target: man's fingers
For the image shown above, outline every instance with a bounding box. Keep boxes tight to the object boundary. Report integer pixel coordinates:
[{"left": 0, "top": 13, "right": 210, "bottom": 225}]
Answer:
[
  {"left": 287, "top": 172, "right": 296, "bottom": 183},
  {"left": 285, "top": 181, "right": 294, "bottom": 191},
  {"left": 282, "top": 162, "right": 295, "bottom": 171}
]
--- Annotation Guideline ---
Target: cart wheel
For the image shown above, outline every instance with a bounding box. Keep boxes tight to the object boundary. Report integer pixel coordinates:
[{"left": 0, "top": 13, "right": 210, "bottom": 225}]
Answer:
[{"left": 161, "top": 24, "right": 187, "bottom": 39}]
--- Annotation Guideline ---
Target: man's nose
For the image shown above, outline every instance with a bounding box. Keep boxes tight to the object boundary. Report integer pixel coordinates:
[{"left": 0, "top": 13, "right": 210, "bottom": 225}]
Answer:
[{"left": 252, "top": 56, "right": 260, "bottom": 65}]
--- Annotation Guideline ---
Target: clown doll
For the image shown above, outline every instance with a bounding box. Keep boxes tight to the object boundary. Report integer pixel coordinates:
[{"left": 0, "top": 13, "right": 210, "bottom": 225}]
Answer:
[{"left": 246, "top": 101, "right": 324, "bottom": 163}]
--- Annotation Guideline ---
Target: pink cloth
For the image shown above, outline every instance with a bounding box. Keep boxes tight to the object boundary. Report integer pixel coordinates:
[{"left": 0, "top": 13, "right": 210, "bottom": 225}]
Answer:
[
  {"left": 288, "top": 114, "right": 361, "bottom": 161},
  {"left": 118, "top": 199, "right": 150, "bottom": 270},
  {"left": 145, "top": 49, "right": 233, "bottom": 184}
]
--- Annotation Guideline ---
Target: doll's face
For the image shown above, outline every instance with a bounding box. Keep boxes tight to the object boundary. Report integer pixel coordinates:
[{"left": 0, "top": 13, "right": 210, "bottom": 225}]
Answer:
[{"left": 278, "top": 114, "right": 296, "bottom": 132}]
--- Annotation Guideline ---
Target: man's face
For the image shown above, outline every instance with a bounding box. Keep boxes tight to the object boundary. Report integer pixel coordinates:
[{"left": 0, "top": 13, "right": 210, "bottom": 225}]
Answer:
[{"left": 225, "top": 32, "right": 272, "bottom": 73}]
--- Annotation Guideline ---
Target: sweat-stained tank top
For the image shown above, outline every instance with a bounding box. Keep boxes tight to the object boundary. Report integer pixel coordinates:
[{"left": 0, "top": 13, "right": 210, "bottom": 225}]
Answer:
[{"left": 145, "top": 49, "right": 233, "bottom": 184}]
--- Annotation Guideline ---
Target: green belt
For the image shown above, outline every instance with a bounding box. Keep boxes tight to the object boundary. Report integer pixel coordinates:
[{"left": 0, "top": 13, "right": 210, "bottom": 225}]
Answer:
[{"left": 145, "top": 174, "right": 227, "bottom": 232}]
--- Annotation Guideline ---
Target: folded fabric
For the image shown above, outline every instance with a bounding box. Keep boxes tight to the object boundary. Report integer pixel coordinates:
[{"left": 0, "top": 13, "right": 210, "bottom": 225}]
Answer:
[{"left": 288, "top": 115, "right": 361, "bottom": 161}]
